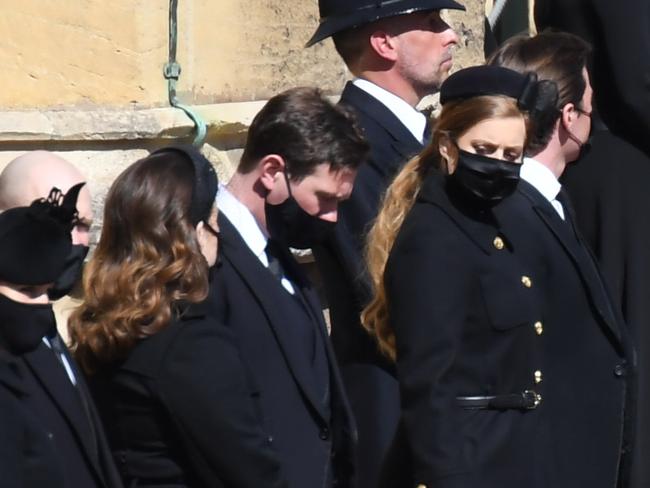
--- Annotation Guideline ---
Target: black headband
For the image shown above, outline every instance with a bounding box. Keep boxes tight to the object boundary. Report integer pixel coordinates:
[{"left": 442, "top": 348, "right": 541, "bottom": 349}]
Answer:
[{"left": 151, "top": 145, "right": 219, "bottom": 226}]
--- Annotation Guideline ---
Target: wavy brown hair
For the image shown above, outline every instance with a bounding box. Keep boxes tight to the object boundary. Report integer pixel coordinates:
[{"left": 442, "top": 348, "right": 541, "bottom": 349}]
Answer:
[
  {"left": 361, "top": 95, "right": 525, "bottom": 361},
  {"left": 69, "top": 152, "right": 210, "bottom": 373}
]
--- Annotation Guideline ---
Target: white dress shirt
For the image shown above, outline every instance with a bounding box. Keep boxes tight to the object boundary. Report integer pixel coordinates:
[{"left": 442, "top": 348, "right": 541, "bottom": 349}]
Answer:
[
  {"left": 217, "top": 185, "right": 295, "bottom": 294},
  {"left": 353, "top": 78, "right": 428, "bottom": 144},
  {"left": 520, "top": 157, "right": 565, "bottom": 220}
]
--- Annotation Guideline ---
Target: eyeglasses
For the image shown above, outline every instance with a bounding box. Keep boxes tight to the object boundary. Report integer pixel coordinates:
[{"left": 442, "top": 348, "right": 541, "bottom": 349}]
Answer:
[{"left": 576, "top": 107, "right": 592, "bottom": 118}]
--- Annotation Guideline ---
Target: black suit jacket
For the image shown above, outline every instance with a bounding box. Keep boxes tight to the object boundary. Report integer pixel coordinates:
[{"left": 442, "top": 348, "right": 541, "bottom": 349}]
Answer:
[
  {"left": 0, "top": 351, "right": 66, "bottom": 488},
  {"left": 20, "top": 337, "right": 123, "bottom": 488},
  {"left": 209, "top": 214, "right": 356, "bottom": 488},
  {"left": 495, "top": 180, "right": 631, "bottom": 487},
  {"left": 89, "top": 302, "right": 287, "bottom": 488},
  {"left": 313, "top": 81, "right": 424, "bottom": 488},
  {"left": 383, "top": 170, "right": 547, "bottom": 488}
]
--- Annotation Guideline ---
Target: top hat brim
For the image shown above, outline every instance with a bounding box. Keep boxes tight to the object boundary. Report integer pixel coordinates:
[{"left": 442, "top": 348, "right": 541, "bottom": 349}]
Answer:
[{"left": 306, "top": 0, "right": 465, "bottom": 47}]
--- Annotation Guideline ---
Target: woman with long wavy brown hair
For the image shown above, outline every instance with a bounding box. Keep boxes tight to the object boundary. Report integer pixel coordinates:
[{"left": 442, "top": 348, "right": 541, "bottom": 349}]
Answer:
[
  {"left": 69, "top": 147, "right": 287, "bottom": 488},
  {"left": 361, "top": 66, "right": 557, "bottom": 487}
]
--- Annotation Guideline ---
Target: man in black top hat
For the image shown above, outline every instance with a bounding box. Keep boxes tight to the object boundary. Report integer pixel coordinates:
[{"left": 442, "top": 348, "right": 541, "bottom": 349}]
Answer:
[
  {"left": 0, "top": 191, "right": 122, "bottom": 488},
  {"left": 307, "top": 1, "right": 465, "bottom": 486}
]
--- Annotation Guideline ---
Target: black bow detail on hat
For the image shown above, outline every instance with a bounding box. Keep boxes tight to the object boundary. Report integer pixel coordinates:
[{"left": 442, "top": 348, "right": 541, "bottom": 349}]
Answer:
[
  {"left": 517, "top": 73, "right": 559, "bottom": 116},
  {"left": 29, "top": 182, "right": 84, "bottom": 234}
]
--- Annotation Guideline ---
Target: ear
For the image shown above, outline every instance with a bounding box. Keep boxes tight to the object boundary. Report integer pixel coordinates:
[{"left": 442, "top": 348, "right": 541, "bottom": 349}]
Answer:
[
  {"left": 560, "top": 103, "right": 577, "bottom": 132},
  {"left": 195, "top": 221, "right": 208, "bottom": 249},
  {"left": 258, "top": 155, "right": 286, "bottom": 192},
  {"left": 369, "top": 29, "right": 399, "bottom": 62},
  {"left": 438, "top": 134, "right": 456, "bottom": 173}
]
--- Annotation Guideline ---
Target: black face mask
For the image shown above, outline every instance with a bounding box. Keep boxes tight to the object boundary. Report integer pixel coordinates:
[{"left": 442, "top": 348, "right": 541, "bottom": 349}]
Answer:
[
  {"left": 449, "top": 150, "right": 522, "bottom": 207},
  {"left": 264, "top": 171, "right": 336, "bottom": 249},
  {"left": 0, "top": 293, "right": 56, "bottom": 355},
  {"left": 48, "top": 244, "right": 89, "bottom": 300}
]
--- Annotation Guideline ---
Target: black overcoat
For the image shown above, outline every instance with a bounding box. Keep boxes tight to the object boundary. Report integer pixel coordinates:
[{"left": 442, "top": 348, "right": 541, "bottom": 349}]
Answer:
[
  {"left": 382, "top": 170, "right": 548, "bottom": 488},
  {"left": 534, "top": 3, "right": 650, "bottom": 485},
  {"left": 313, "top": 80, "right": 423, "bottom": 487},
  {"left": 209, "top": 214, "right": 357, "bottom": 488},
  {"left": 535, "top": 0, "right": 650, "bottom": 155},
  {"left": 19, "top": 337, "right": 123, "bottom": 488},
  {"left": 495, "top": 180, "right": 631, "bottom": 487},
  {"left": 0, "top": 351, "right": 65, "bottom": 488},
  {"left": 88, "top": 302, "right": 287, "bottom": 488}
]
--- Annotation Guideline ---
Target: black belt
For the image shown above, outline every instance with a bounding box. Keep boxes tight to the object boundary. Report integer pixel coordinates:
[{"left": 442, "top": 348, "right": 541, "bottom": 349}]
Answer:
[{"left": 456, "top": 390, "right": 541, "bottom": 410}]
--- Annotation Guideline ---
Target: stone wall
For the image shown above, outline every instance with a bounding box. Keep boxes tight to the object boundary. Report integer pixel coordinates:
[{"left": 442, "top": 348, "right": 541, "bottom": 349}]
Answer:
[{"left": 0, "top": 0, "right": 488, "bottom": 246}]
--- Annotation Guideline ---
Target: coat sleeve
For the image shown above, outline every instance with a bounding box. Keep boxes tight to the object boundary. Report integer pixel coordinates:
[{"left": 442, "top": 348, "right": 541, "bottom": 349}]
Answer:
[
  {"left": 158, "top": 319, "right": 288, "bottom": 488},
  {"left": 385, "top": 205, "right": 475, "bottom": 487}
]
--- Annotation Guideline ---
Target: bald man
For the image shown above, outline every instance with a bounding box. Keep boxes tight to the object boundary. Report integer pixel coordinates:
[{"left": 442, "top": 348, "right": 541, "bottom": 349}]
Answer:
[
  {"left": 0, "top": 150, "right": 93, "bottom": 246},
  {"left": 0, "top": 151, "right": 123, "bottom": 488}
]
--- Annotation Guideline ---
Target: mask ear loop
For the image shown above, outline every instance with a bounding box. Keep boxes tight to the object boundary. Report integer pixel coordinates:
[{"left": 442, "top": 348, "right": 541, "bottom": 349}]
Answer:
[{"left": 281, "top": 167, "right": 294, "bottom": 199}]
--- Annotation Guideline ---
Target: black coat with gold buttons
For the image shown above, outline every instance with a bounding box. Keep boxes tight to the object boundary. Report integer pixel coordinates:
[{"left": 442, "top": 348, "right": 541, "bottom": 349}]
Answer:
[{"left": 380, "top": 169, "right": 548, "bottom": 488}]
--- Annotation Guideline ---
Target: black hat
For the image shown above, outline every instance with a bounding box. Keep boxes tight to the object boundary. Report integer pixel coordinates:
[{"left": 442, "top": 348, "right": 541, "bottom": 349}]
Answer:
[
  {"left": 440, "top": 65, "right": 554, "bottom": 112},
  {"left": 306, "top": 0, "right": 465, "bottom": 47},
  {"left": 0, "top": 186, "right": 80, "bottom": 286},
  {"left": 151, "top": 146, "right": 219, "bottom": 226}
]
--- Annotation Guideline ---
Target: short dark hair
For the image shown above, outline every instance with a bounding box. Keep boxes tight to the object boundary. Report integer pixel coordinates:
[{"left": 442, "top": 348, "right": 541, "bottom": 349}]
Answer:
[
  {"left": 239, "top": 87, "right": 369, "bottom": 180},
  {"left": 332, "top": 26, "right": 367, "bottom": 69},
  {"left": 488, "top": 31, "right": 592, "bottom": 154}
]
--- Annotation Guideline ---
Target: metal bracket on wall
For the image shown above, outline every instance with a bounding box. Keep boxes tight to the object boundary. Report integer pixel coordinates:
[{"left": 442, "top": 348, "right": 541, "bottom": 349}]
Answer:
[{"left": 164, "top": 0, "right": 207, "bottom": 147}]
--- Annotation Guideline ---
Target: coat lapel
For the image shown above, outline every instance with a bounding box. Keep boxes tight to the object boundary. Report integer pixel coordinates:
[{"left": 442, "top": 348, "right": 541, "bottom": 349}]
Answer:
[
  {"left": 218, "top": 215, "right": 329, "bottom": 421},
  {"left": 518, "top": 182, "right": 623, "bottom": 345},
  {"left": 339, "top": 82, "right": 423, "bottom": 166}
]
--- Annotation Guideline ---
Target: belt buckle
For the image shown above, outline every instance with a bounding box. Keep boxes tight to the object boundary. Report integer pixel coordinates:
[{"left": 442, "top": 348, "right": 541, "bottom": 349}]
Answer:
[{"left": 522, "top": 390, "right": 542, "bottom": 409}]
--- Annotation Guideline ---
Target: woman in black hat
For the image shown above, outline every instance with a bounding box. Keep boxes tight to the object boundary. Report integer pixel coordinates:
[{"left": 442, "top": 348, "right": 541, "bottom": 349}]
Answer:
[
  {"left": 0, "top": 190, "right": 79, "bottom": 487},
  {"left": 362, "top": 65, "right": 557, "bottom": 487},
  {"left": 69, "top": 148, "right": 287, "bottom": 488}
]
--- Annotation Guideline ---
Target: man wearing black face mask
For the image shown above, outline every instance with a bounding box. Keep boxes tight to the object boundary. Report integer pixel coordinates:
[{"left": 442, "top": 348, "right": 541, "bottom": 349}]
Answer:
[
  {"left": 490, "top": 32, "right": 634, "bottom": 488},
  {"left": 0, "top": 190, "right": 122, "bottom": 488},
  {"left": 209, "top": 87, "right": 368, "bottom": 488}
]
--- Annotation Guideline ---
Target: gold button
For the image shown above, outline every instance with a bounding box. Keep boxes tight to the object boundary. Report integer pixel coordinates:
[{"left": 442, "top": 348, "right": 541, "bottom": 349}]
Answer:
[
  {"left": 416, "top": 485, "right": 428, "bottom": 488},
  {"left": 521, "top": 275, "right": 532, "bottom": 288},
  {"left": 493, "top": 236, "right": 504, "bottom": 250},
  {"left": 534, "top": 370, "right": 543, "bottom": 384},
  {"left": 534, "top": 321, "right": 543, "bottom": 335}
]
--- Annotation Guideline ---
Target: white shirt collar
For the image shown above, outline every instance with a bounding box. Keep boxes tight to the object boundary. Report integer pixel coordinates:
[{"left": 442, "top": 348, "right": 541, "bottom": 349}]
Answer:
[
  {"left": 216, "top": 184, "right": 268, "bottom": 264},
  {"left": 520, "top": 157, "right": 562, "bottom": 203},
  {"left": 353, "top": 78, "right": 427, "bottom": 144}
]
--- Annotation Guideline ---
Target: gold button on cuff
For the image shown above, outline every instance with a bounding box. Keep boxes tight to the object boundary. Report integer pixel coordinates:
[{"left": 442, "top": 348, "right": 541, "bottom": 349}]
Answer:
[
  {"left": 521, "top": 275, "right": 532, "bottom": 288},
  {"left": 493, "top": 236, "right": 504, "bottom": 250},
  {"left": 534, "top": 321, "right": 544, "bottom": 335},
  {"left": 534, "top": 370, "right": 543, "bottom": 384}
]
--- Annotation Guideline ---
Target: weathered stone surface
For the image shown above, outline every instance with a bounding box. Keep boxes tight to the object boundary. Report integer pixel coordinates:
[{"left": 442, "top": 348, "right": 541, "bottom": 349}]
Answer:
[
  {"left": 0, "top": 0, "right": 345, "bottom": 110},
  {"left": 0, "top": 0, "right": 489, "bottom": 248}
]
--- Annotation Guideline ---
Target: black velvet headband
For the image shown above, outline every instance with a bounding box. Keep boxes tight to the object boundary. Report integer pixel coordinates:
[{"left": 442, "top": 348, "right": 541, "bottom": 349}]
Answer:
[
  {"left": 151, "top": 145, "right": 219, "bottom": 226},
  {"left": 0, "top": 185, "right": 81, "bottom": 285},
  {"left": 440, "top": 65, "right": 557, "bottom": 113}
]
